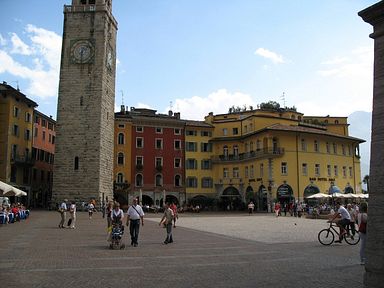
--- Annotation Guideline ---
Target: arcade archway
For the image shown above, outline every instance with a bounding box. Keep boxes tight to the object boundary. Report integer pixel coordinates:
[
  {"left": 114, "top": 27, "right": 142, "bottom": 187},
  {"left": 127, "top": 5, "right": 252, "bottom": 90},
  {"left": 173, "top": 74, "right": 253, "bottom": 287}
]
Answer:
[
  {"left": 257, "top": 185, "right": 268, "bottom": 211},
  {"left": 142, "top": 195, "right": 153, "bottom": 206},
  {"left": 304, "top": 184, "right": 320, "bottom": 205},
  {"left": 245, "top": 186, "right": 254, "bottom": 203},
  {"left": 220, "top": 186, "right": 242, "bottom": 211},
  {"left": 277, "top": 183, "right": 294, "bottom": 204},
  {"left": 304, "top": 184, "right": 320, "bottom": 198}
]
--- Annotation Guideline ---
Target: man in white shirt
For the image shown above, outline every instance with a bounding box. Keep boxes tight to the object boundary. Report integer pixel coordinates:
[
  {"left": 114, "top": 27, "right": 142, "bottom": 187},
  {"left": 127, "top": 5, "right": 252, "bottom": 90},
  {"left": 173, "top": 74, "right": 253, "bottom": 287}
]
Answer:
[
  {"left": 69, "top": 201, "right": 76, "bottom": 229},
  {"left": 58, "top": 199, "right": 67, "bottom": 228},
  {"left": 126, "top": 198, "right": 144, "bottom": 247},
  {"left": 331, "top": 202, "right": 351, "bottom": 243}
]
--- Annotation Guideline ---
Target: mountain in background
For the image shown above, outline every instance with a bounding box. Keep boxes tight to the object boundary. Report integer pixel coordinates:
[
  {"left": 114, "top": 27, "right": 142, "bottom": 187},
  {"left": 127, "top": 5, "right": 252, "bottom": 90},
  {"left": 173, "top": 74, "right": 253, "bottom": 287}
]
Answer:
[{"left": 348, "top": 111, "right": 371, "bottom": 184}]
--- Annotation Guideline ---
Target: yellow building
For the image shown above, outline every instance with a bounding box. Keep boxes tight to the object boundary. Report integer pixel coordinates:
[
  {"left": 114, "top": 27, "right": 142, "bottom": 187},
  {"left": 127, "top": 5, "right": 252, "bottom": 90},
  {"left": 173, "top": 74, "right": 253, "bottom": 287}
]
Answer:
[
  {"left": 184, "top": 120, "right": 215, "bottom": 207},
  {"left": 0, "top": 82, "right": 37, "bottom": 193},
  {"left": 113, "top": 106, "right": 132, "bottom": 207},
  {"left": 204, "top": 107, "right": 364, "bottom": 211}
]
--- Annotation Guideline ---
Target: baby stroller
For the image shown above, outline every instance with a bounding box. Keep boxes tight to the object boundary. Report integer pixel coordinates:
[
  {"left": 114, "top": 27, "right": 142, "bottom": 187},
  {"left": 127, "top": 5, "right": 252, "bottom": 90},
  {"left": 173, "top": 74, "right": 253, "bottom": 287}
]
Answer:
[{"left": 109, "top": 220, "right": 125, "bottom": 250}]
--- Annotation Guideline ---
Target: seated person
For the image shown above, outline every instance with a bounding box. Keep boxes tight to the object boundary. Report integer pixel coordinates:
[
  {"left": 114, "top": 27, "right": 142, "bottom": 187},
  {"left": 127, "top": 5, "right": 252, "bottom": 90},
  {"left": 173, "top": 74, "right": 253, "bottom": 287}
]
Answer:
[
  {"left": 330, "top": 202, "right": 351, "bottom": 243},
  {"left": 0, "top": 205, "right": 8, "bottom": 224},
  {"left": 11, "top": 204, "right": 20, "bottom": 221}
]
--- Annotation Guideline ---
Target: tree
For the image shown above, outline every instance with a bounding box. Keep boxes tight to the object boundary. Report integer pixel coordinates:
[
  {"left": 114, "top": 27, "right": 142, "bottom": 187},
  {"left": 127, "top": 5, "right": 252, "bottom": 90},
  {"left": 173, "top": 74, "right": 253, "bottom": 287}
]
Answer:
[{"left": 259, "top": 101, "right": 280, "bottom": 110}]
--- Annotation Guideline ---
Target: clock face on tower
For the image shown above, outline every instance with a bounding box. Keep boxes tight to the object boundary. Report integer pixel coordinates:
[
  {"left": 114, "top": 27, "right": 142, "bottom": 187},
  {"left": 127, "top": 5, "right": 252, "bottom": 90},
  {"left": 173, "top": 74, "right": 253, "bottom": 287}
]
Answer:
[{"left": 70, "top": 40, "right": 95, "bottom": 64}]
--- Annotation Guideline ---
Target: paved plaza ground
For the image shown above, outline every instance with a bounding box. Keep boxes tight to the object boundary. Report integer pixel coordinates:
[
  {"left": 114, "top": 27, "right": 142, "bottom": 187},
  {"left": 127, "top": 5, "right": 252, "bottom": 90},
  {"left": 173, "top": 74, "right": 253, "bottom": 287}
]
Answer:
[{"left": 0, "top": 210, "right": 365, "bottom": 287}]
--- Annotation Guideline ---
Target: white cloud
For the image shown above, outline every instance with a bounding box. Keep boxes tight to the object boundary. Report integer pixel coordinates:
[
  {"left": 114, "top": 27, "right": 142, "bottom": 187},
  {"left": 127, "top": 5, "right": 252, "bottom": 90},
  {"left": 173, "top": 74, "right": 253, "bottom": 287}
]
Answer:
[
  {"left": 320, "top": 57, "right": 348, "bottom": 65},
  {"left": 255, "top": 47, "right": 286, "bottom": 64},
  {"left": 294, "top": 46, "right": 374, "bottom": 117},
  {"left": 0, "top": 25, "right": 61, "bottom": 99},
  {"left": 10, "top": 33, "right": 32, "bottom": 55},
  {"left": 0, "top": 34, "right": 7, "bottom": 46},
  {"left": 165, "top": 89, "right": 256, "bottom": 120},
  {"left": 318, "top": 46, "right": 373, "bottom": 79}
]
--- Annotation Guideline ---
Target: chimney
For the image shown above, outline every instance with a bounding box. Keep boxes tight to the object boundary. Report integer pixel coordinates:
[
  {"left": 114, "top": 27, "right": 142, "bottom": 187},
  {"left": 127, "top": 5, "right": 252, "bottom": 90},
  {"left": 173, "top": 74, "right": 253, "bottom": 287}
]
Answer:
[
  {"left": 120, "top": 105, "right": 125, "bottom": 113},
  {"left": 168, "top": 110, "right": 173, "bottom": 116}
]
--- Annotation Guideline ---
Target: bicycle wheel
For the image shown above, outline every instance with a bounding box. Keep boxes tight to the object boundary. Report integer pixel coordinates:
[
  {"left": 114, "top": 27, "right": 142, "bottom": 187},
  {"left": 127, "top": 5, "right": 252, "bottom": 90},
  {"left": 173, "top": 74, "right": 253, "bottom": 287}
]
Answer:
[
  {"left": 318, "top": 229, "right": 335, "bottom": 245},
  {"left": 344, "top": 232, "right": 360, "bottom": 245}
]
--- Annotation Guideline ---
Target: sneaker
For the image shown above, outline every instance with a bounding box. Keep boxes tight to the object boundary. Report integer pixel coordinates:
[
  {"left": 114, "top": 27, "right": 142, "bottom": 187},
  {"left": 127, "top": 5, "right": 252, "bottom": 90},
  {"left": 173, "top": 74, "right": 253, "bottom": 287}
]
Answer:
[
  {"left": 335, "top": 240, "right": 342, "bottom": 243},
  {"left": 163, "top": 241, "right": 168, "bottom": 245}
]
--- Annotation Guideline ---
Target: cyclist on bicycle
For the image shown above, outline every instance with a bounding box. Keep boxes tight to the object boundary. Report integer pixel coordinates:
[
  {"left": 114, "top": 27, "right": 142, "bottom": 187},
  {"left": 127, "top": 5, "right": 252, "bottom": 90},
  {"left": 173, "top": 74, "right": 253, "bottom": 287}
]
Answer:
[{"left": 330, "top": 202, "right": 351, "bottom": 243}]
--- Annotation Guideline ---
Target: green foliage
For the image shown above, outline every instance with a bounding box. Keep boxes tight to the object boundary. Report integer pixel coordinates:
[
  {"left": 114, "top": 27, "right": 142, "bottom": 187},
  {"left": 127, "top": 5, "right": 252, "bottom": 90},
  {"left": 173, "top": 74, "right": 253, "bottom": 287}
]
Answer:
[{"left": 228, "top": 101, "right": 297, "bottom": 113}]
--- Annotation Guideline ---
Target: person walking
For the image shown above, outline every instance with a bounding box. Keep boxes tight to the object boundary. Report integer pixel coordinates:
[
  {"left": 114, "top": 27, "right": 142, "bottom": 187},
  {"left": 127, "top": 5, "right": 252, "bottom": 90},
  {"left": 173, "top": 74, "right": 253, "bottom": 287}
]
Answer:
[
  {"left": 69, "top": 201, "right": 76, "bottom": 229},
  {"left": 274, "top": 202, "right": 281, "bottom": 217},
  {"left": 357, "top": 202, "right": 368, "bottom": 265},
  {"left": 88, "top": 201, "right": 94, "bottom": 219},
  {"left": 106, "top": 201, "right": 113, "bottom": 229},
  {"left": 248, "top": 201, "right": 255, "bottom": 214},
  {"left": 58, "top": 199, "right": 67, "bottom": 228},
  {"left": 126, "top": 198, "right": 144, "bottom": 247},
  {"left": 347, "top": 203, "right": 357, "bottom": 237},
  {"left": 159, "top": 202, "right": 174, "bottom": 244},
  {"left": 170, "top": 202, "right": 178, "bottom": 228}
]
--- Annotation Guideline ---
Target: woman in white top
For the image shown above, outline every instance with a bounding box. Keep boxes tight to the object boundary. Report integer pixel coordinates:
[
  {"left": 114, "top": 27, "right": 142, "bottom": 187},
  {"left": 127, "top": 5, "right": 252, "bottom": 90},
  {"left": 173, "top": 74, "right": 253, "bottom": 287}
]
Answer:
[{"left": 111, "top": 202, "right": 124, "bottom": 225}]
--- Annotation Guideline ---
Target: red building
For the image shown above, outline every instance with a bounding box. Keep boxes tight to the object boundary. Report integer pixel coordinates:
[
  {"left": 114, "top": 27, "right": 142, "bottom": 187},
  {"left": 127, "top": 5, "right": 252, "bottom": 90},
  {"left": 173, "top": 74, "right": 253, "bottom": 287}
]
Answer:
[
  {"left": 115, "top": 107, "right": 185, "bottom": 207},
  {"left": 31, "top": 110, "right": 56, "bottom": 208}
]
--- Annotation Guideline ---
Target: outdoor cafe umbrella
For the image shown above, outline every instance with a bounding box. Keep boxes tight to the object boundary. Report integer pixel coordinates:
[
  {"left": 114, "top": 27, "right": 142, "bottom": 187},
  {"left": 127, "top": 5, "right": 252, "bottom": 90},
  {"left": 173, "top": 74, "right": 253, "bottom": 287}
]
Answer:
[
  {"left": 306, "top": 193, "right": 331, "bottom": 199},
  {"left": 0, "top": 181, "right": 13, "bottom": 195},
  {"left": 3, "top": 188, "right": 26, "bottom": 197},
  {"left": 355, "top": 193, "right": 369, "bottom": 199},
  {"left": 331, "top": 192, "right": 345, "bottom": 198}
]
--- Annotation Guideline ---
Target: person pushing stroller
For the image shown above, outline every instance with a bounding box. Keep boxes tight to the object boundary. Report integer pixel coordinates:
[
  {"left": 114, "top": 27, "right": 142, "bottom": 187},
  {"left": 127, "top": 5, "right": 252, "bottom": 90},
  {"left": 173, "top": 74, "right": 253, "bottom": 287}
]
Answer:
[{"left": 109, "top": 202, "right": 125, "bottom": 249}]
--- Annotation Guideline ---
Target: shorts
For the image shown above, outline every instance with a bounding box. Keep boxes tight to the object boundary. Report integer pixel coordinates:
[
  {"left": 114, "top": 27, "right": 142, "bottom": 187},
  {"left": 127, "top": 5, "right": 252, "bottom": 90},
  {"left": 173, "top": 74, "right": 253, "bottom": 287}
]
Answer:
[{"left": 337, "top": 218, "right": 350, "bottom": 229}]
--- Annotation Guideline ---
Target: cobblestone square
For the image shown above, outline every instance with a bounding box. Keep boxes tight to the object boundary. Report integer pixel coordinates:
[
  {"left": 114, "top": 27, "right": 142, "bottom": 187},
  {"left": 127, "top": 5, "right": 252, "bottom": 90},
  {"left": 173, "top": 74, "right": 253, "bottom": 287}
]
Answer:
[{"left": 0, "top": 211, "right": 364, "bottom": 288}]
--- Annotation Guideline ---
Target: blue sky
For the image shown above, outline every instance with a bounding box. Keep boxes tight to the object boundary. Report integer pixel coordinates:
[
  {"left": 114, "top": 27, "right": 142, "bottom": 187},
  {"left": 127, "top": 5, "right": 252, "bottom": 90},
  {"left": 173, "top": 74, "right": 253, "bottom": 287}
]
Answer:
[{"left": 0, "top": 0, "right": 377, "bottom": 121}]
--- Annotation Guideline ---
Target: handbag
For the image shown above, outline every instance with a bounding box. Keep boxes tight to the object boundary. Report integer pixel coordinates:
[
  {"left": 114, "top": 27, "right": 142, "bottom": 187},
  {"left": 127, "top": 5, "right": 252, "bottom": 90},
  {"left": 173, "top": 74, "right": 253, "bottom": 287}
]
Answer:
[{"left": 359, "top": 221, "right": 366, "bottom": 233}]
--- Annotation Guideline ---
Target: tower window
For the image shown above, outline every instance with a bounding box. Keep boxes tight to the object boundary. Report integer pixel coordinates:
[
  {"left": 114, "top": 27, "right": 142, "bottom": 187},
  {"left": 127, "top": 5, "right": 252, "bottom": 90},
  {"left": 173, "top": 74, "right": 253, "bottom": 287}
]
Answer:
[
  {"left": 89, "top": 0, "right": 95, "bottom": 4},
  {"left": 80, "top": 0, "right": 86, "bottom": 4},
  {"left": 74, "top": 157, "right": 79, "bottom": 170}
]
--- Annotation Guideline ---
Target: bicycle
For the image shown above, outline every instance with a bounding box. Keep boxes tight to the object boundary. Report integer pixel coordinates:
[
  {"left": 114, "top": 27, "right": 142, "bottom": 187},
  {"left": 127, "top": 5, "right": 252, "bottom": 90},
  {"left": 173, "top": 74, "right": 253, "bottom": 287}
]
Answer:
[{"left": 318, "top": 220, "right": 360, "bottom": 245}]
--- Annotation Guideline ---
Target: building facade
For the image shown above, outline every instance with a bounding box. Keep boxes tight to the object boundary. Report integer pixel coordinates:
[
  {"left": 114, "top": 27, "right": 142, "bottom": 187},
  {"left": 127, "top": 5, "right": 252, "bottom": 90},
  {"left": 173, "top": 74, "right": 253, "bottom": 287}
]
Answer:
[
  {"left": 204, "top": 108, "right": 364, "bottom": 210},
  {"left": 0, "top": 82, "right": 37, "bottom": 200},
  {"left": 184, "top": 120, "right": 215, "bottom": 208},
  {"left": 52, "top": 0, "right": 117, "bottom": 206},
  {"left": 114, "top": 107, "right": 185, "bottom": 208},
  {"left": 113, "top": 106, "right": 363, "bottom": 211},
  {"left": 30, "top": 111, "right": 56, "bottom": 208}
]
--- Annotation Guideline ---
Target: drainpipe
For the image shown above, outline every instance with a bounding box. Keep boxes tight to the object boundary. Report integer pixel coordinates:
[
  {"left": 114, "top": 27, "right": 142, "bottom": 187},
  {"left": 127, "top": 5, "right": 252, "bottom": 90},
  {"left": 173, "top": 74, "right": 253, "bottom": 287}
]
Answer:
[{"left": 296, "top": 133, "right": 300, "bottom": 202}]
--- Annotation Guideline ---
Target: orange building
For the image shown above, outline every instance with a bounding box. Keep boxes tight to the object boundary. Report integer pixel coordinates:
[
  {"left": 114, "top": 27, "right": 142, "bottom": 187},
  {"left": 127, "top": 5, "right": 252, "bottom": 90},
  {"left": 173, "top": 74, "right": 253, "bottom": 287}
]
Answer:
[{"left": 30, "top": 111, "right": 56, "bottom": 208}]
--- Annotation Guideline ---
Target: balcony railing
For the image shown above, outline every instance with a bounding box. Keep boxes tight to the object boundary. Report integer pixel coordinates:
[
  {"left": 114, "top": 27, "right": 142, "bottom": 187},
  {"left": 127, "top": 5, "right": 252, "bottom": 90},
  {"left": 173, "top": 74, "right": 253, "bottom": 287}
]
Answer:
[
  {"left": 11, "top": 154, "right": 35, "bottom": 166},
  {"left": 211, "top": 147, "right": 285, "bottom": 163},
  {"left": 113, "top": 181, "right": 130, "bottom": 191}
]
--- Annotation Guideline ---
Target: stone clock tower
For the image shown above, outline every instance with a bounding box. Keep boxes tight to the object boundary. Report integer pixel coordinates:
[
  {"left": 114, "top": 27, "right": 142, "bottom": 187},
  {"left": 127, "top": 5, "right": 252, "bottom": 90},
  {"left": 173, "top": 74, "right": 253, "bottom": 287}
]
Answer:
[{"left": 52, "top": 0, "right": 117, "bottom": 205}]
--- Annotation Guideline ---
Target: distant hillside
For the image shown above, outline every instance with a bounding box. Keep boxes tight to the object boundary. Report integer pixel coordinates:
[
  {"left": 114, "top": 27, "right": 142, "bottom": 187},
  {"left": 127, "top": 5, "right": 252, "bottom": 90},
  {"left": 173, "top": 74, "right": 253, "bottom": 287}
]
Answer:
[{"left": 348, "top": 111, "right": 371, "bottom": 181}]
